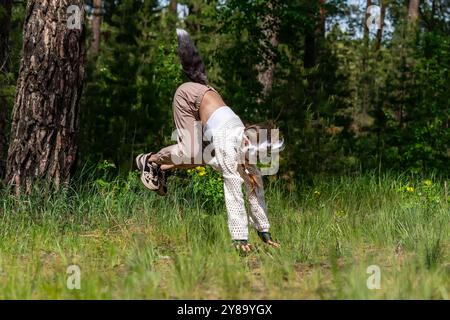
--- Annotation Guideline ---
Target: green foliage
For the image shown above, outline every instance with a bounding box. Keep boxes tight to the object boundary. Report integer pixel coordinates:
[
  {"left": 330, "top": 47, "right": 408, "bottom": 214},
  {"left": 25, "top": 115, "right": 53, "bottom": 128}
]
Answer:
[
  {"left": 187, "top": 166, "right": 224, "bottom": 212},
  {"left": 396, "top": 178, "right": 445, "bottom": 209},
  {"left": 79, "top": 0, "right": 181, "bottom": 172},
  {"left": 0, "top": 2, "right": 25, "bottom": 148},
  {"left": 378, "top": 28, "right": 450, "bottom": 175}
]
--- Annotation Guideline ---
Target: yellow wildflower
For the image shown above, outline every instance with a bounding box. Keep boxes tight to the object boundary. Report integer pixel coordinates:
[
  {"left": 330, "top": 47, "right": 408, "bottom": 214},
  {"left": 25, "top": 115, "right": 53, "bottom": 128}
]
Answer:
[
  {"left": 314, "top": 190, "right": 321, "bottom": 198},
  {"left": 335, "top": 210, "right": 347, "bottom": 218},
  {"left": 406, "top": 186, "right": 415, "bottom": 193},
  {"left": 423, "top": 180, "right": 432, "bottom": 187},
  {"left": 198, "top": 171, "right": 206, "bottom": 177}
]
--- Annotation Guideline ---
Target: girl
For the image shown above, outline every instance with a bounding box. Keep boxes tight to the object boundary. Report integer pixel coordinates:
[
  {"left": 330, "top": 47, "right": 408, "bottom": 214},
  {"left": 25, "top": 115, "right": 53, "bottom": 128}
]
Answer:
[{"left": 136, "top": 29, "right": 281, "bottom": 251}]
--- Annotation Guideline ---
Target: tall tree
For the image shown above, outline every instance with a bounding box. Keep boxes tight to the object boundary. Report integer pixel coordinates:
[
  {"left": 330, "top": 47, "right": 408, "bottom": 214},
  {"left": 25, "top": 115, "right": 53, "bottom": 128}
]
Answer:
[
  {"left": 408, "top": 0, "right": 420, "bottom": 24},
  {"left": 363, "top": 0, "right": 372, "bottom": 47},
  {"left": 169, "top": 0, "right": 177, "bottom": 14},
  {"left": 167, "top": 0, "right": 177, "bottom": 29},
  {"left": 6, "top": 0, "right": 86, "bottom": 193},
  {"left": 0, "top": 0, "right": 12, "bottom": 179},
  {"left": 375, "top": 0, "right": 387, "bottom": 51},
  {"left": 91, "top": 0, "right": 102, "bottom": 55},
  {"left": 318, "top": 0, "right": 326, "bottom": 37},
  {"left": 304, "top": 0, "right": 326, "bottom": 69},
  {"left": 303, "top": 0, "right": 327, "bottom": 107},
  {"left": 257, "top": 0, "right": 280, "bottom": 99}
]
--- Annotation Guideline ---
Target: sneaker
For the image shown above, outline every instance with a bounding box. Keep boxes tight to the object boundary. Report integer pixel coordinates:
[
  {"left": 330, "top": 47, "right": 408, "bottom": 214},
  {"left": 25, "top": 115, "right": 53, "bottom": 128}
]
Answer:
[{"left": 136, "top": 153, "right": 159, "bottom": 191}]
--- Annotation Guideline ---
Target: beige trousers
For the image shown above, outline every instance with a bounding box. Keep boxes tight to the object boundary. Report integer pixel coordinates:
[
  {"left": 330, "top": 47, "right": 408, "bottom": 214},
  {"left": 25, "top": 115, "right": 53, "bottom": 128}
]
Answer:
[{"left": 153, "top": 82, "right": 217, "bottom": 166}]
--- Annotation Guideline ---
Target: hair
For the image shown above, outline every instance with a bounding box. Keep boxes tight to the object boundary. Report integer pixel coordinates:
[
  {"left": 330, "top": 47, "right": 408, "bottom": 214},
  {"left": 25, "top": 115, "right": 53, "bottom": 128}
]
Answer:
[
  {"left": 242, "top": 123, "right": 283, "bottom": 194},
  {"left": 176, "top": 29, "right": 208, "bottom": 85}
]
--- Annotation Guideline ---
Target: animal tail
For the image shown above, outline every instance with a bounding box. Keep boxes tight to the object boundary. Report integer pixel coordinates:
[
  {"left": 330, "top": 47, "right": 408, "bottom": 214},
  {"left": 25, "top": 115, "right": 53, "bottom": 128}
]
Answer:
[{"left": 176, "top": 28, "right": 208, "bottom": 85}]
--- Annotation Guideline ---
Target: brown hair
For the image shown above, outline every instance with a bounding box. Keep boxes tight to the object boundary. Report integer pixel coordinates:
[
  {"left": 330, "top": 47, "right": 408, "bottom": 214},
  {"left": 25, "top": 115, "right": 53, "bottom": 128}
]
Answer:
[{"left": 242, "top": 122, "right": 277, "bottom": 194}]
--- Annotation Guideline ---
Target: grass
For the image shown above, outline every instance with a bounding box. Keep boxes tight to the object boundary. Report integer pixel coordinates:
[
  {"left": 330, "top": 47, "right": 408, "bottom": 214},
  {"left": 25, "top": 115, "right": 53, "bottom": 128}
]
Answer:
[{"left": 0, "top": 172, "right": 448, "bottom": 299}]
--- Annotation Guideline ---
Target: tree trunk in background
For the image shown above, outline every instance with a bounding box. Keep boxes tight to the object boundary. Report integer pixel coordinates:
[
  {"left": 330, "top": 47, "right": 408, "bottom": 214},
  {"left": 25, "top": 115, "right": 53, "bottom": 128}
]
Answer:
[
  {"left": 91, "top": 0, "right": 102, "bottom": 55},
  {"left": 375, "top": 1, "right": 386, "bottom": 51},
  {"left": 363, "top": 0, "right": 372, "bottom": 47},
  {"left": 303, "top": 31, "right": 316, "bottom": 69},
  {"left": 304, "top": 1, "right": 325, "bottom": 69},
  {"left": 408, "top": 0, "right": 420, "bottom": 24},
  {"left": 430, "top": 0, "right": 437, "bottom": 30},
  {"left": 186, "top": 2, "right": 201, "bottom": 34},
  {"left": 169, "top": 0, "right": 177, "bottom": 14},
  {"left": 168, "top": 0, "right": 177, "bottom": 29},
  {"left": 318, "top": 0, "right": 326, "bottom": 38},
  {"left": 6, "top": 0, "right": 86, "bottom": 193},
  {"left": 257, "top": 0, "right": 279, "bottom": 99},
  {"left": 304, "top": 0, "right": 326, "bottom": 106},
  {"left": 0, "top": 0, "right": 12, "bottom": 180}
]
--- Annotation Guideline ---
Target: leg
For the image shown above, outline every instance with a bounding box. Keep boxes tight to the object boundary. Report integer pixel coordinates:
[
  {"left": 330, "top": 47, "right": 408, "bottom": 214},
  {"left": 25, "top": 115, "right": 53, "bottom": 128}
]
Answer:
[
  {"left": 137, "top": 97, "right": 204, "bottom": 193},
  {"left": 149, "top": 144, "right": 204, "bottom": 171},
  {"left": 239, "top": 165, "right": 270, "bottom": 232}
]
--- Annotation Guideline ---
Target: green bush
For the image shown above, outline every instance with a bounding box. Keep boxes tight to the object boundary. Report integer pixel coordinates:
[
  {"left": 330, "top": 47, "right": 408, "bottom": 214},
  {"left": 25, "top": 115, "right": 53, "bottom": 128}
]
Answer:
[{"left": 187, "top": 166, "right": 224, "bottom": 213}]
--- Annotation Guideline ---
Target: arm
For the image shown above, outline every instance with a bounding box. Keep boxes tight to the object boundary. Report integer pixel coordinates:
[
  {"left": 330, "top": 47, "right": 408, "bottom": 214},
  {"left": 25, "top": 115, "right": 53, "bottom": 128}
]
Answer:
[
  {"left": 240, "top": 164, "right": 270, "bottom": 233},
  {"left": 215, "top": 145, "right": 249, "bottom": 240}
]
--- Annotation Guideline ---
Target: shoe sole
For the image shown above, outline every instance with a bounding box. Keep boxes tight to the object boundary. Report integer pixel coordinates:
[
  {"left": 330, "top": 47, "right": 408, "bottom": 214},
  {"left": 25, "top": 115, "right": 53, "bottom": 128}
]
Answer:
[
  {"left": 136, "top": 153, "right": 168, "bottom": 196},
  {"left": 136, "top": 153, "right": 160, "bottom": 191},
  {"left": 136, "top": 153, "right": 147, "bottom": 172}
]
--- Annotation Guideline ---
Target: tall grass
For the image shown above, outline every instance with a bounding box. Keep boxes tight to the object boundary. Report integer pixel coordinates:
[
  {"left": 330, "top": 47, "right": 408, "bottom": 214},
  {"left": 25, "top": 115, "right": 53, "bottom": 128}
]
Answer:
[{"left": 0, "top": 172, "right": 448, "bottom": 299}]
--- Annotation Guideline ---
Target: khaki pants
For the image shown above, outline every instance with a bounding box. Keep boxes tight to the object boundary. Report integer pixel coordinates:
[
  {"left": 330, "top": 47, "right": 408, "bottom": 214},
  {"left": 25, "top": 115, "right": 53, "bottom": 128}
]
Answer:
[{"left": 153, "top": 82, "right": 216, "bottom": 166}]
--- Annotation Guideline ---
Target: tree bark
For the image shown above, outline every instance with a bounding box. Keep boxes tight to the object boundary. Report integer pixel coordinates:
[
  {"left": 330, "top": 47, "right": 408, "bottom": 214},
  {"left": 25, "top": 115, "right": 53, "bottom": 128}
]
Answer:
[
  {"left": 375, "top": 1, "right": 386, "bottom": 51},
  {"left": 303, "top": 0, "right": 326, "bottom": 107},
  {"left": 91, "top": 0, "right": 102, "bottom": 55},
  {"left": 303, "top": 31, "right": 316, "bottom": 69},
  {"left": 408, "top": 0, "right": 420, "bottom": 24},
  {"left": 0, "top": 0, "right": 12, "bottom": 180},
  {"left": 304, "top": 1, "right": 325, "bottom": 69},
  {"left": 168, "top": 0, "right": 177, "bottom": 29},
  {"left": 257, "top": 0, "right": 279, "bottom": 99},
  {"left": 363, "top": 0, "right": 372, "bottom": 47},
  {"left": 169, "top": 0, "right": 177, "bottom": 14},
  {"left": 6, "top": 0, "right": 86, "bottom": 193},
  {"left": 318, "top": 0, "right": 326, "bottom": 38}
]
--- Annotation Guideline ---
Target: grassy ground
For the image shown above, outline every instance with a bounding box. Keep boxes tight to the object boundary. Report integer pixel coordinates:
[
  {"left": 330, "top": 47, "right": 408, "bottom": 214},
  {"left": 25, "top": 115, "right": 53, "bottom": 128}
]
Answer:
[{"left": 0, "top": 172, "right": 448, "bottom": 299}]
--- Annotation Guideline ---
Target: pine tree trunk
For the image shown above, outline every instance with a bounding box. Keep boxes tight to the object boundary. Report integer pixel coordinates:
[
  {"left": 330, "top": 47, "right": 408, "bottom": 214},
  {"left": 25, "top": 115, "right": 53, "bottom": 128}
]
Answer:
[
  {"left": 169, "top": 0, "right": 177, "bottom": 14},
  {"left": 91, "top": 0, "right": 102, "bottom": 55},
  {"left": 168, "top": 0, "right": 177, "bottom": 29},
  {"left": 303, "top": 0, "right": 326, "bottom": 107},
  {"left": 0, "top": 0, "right": 12, "bottom": 180},
  {"left": 363, "top": 0, "right": 372, "bottom": 47},
  {"left": 375, "top": 1, "right": 386, "bottom": 51},
  {"left": 6, "top": 0, "right": 86, "bottom": 193},
  {"left": 303, "top": 32, "right": 316, "bottom": 69},
  {"left": 408, "top": 0, "right": 420, "bottom": 23},
  {"left": 318, "top": 0, "right": 326, "bottom": 38},
  {"left": 304, "top": 1, "right": 325, "bottom": 69},
  {"left": 257, "top": 0, "right": 279, "bottom": 99}
]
